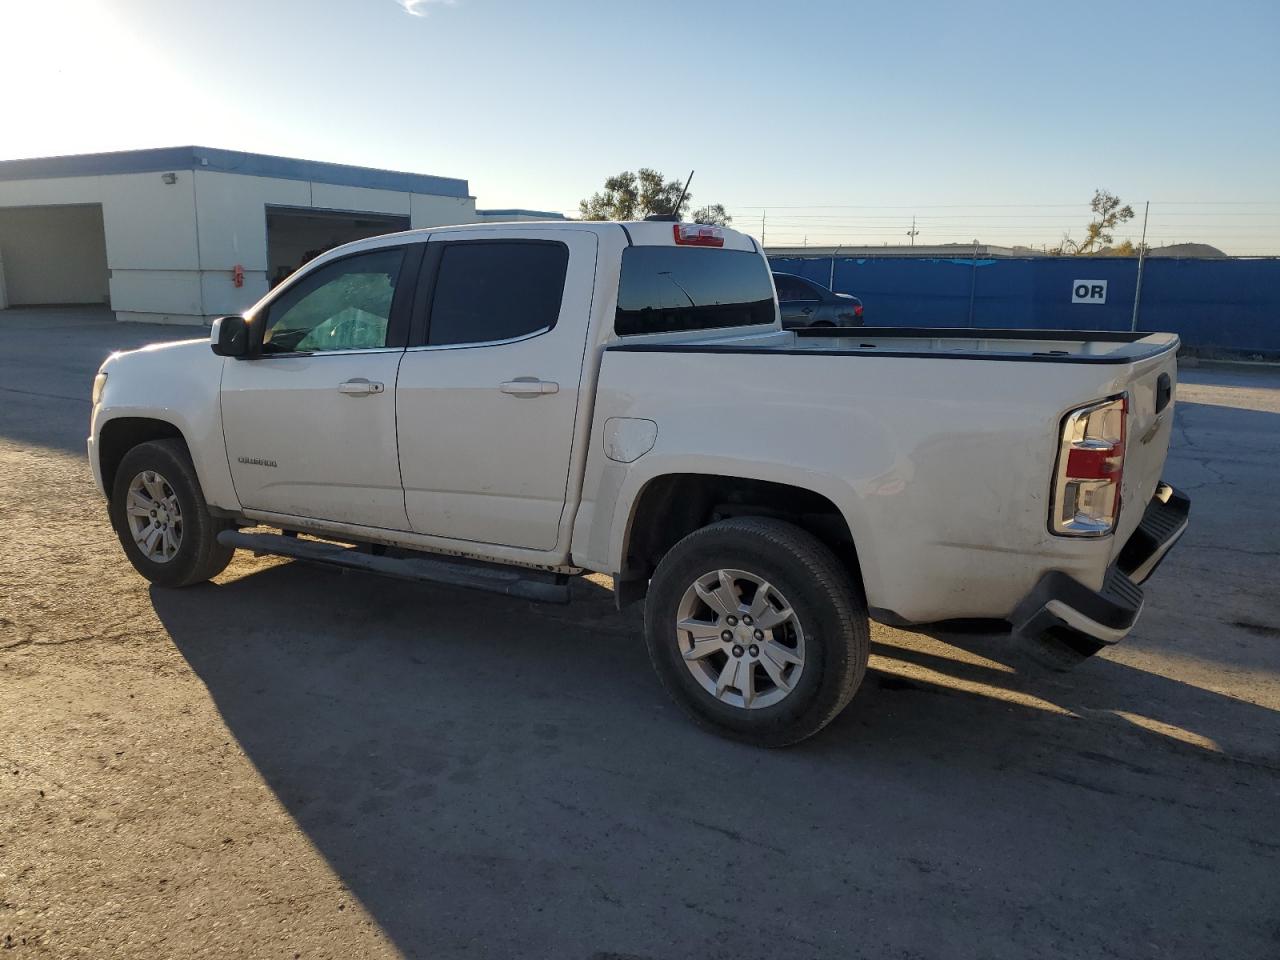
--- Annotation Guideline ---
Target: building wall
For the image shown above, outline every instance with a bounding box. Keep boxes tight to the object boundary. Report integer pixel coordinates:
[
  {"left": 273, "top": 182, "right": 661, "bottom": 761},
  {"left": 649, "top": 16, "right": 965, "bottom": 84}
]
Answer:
[
  {"left": 0, "top": 204, "right": 109, "bottom": 305},
  {"left": 0, "top": 169, "right": 478, "bottom": 324},
  {"left": 106, "top": 172, "right": 204, "bottom": 323}
]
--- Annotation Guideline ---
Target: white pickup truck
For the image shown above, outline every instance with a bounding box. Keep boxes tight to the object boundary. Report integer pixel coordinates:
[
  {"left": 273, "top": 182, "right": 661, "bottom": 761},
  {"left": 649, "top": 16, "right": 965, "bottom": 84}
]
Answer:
[{"left": 89, "top": 220, "right": 1190, "bottom": 745}]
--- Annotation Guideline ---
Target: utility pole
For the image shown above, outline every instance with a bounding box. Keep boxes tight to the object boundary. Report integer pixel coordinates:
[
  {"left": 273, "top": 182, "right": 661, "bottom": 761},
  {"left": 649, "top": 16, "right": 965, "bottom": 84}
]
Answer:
[
  {"left": 760, "top": 209, "right": 767, "bottom": 246},
  {"left": 1131, "top": 200, "right": 1150, "bottom": 331},
  {"left": 906, "top": 216, "right": 919, "bottom": 247},
  {"left": 967, "top": 239, "right": 980, "bottom": 326}
]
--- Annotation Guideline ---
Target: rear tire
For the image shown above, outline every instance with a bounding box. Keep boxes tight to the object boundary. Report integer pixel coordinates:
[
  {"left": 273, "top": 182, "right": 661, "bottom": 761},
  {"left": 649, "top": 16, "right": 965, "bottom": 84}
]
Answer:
[
  {"left": 643, "top": 517, "right": 868, "bottom": 747},
  {"left": 109, "top": 439, "right": 235, "bottom": 588}
]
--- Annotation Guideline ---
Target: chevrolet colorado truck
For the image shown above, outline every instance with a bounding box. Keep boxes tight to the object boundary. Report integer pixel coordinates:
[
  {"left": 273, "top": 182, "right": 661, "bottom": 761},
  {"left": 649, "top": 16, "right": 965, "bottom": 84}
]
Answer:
[{"left": 89, "top": 220, "right": 1190, "bottom": 745}]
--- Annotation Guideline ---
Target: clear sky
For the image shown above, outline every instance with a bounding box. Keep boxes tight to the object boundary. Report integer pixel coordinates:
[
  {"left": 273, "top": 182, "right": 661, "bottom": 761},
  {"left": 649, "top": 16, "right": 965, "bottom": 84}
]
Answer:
[{"left": 4, "top": 0, "right": 1279, "bottom": 252}]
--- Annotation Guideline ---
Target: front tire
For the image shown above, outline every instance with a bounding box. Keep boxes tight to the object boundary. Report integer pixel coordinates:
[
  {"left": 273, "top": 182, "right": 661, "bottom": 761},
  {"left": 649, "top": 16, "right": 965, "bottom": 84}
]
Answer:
[
  {"left": 644, "top": 517, "right": 868, "bottom": 747},
  {"left": 109, "top": 439, "right": 235, "bottom": 587}
]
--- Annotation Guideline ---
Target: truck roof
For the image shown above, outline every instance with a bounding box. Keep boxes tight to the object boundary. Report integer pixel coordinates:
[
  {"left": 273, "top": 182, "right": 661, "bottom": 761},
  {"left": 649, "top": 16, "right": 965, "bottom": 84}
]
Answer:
[{"left": 350, "top": 219, "right": 761, "bottom": 254}]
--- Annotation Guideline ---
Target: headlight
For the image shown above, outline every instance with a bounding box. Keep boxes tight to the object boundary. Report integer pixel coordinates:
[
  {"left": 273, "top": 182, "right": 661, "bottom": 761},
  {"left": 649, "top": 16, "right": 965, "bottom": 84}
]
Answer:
[{"left": 92, "top": 371, "right": 108, "bottom": 406}]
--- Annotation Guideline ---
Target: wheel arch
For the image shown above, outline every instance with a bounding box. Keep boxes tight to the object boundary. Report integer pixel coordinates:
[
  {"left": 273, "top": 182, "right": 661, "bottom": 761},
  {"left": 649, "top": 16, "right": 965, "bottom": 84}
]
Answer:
[
  {"left": 97, "top": 416, "right": 188, "bottom": 497},
  {"left": 616, "top": 471, "right": 866, "bottom": 607}
]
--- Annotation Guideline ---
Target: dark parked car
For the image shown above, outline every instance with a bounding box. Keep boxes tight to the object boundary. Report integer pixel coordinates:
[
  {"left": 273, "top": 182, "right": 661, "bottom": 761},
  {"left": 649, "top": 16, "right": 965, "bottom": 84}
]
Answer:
[{"left": 772, "top": 272, "right": 864, "bottom": 328}]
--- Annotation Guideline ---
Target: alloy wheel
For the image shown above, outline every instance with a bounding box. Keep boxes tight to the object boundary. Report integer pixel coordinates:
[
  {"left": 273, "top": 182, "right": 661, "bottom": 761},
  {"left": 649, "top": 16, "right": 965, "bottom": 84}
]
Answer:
[
  {"left": 124, "top": 470, "right": 183, "bottom": 563},
  {"left": 674, "top": 568, "right": 805, "bottom": 709}
]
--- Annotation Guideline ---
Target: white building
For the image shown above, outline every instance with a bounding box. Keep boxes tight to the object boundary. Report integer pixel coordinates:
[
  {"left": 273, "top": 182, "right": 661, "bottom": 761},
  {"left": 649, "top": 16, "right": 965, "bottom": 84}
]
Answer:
[{"left": 0, "top": 146, "right": 563, "bottom": 324}]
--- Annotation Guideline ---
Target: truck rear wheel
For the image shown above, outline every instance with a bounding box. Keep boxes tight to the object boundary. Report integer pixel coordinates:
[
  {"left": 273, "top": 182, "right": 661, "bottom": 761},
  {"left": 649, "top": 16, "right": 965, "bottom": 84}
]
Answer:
[
  {"left": 643, "top": 517, "right": 868, "bottom": 747},
  {"left": 108, "top": 439, "right": 235, "bottom": 588}
]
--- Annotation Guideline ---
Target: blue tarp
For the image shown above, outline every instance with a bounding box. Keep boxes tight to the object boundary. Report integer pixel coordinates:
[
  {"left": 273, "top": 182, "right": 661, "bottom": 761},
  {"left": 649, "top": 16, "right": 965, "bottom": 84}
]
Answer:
[{"left": 767, "top": 255, "right": 1280, "bottom": 353}]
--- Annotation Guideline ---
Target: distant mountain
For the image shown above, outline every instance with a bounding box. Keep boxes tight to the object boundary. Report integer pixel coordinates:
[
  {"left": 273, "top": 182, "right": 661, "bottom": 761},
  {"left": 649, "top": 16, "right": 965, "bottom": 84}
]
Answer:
[{"left": 1146, "top": 242, "right": 1227, "bottom": 258}]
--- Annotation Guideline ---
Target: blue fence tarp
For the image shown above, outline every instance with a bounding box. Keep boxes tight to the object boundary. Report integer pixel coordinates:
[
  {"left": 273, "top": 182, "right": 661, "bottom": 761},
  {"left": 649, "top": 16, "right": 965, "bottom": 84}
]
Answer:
[{"left": 767, "top": 255, "right": 1280, "bottom": 353}]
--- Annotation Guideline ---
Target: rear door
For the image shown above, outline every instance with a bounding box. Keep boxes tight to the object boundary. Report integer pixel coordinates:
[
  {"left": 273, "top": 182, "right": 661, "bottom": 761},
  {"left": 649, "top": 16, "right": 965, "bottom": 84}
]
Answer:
[
  {"left": 220, "top": 244, "right": 420, "bottom": 529},
  {"left": 774, "top": 274, "right": 821, "bottom": 327},
  {"left": 395, "top": 229, "right": 597, "bottom": 551}
]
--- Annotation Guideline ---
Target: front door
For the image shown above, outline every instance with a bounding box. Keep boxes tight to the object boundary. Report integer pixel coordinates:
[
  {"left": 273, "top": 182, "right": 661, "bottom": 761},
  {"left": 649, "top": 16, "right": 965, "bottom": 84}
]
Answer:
[
  {"left": 395, "top": 230, "right": 597, "bottom": 551},
  {"left": 220, "top": 244, "right": 418, "bottom": 529}
]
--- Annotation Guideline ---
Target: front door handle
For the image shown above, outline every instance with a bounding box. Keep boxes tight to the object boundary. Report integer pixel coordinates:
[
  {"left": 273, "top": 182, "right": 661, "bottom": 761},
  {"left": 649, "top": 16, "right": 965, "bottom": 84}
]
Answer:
[
  {"left": 500, "top": 378, "right": 559, "bottom": 397},
  {"left": 338, "top": 378, "right": 385, "bottom": 397}
]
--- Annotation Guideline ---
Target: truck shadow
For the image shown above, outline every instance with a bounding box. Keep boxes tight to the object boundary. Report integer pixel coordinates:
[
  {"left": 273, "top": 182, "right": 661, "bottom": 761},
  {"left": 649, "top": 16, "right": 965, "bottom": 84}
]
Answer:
[{"left": 152, "top": 559, "right": 1279, "bottom": 958}]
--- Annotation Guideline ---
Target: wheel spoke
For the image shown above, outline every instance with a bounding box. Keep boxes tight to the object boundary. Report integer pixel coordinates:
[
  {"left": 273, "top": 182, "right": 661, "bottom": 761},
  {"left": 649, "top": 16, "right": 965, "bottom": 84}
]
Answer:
[
  {"left": 142, "top": 472, "right": 166, "bottom": 502},
  {"left": 714, "top": 657, "right": 741, "bottom": 698},
  {"left": 739, "top": 661, "right": 757, "bottom": 707},
  {"left": 755, "top": 604, "right": 794, "bottom": 631},
  {"left": 683, "top": 637, "right": 724, "bottom": 661},
  {"left": 763, "top": 640, "right": 802, "bottom": 666},
  {"left": 143, "top": 526, "right": 162, "bottom": 554},
  {"left": 677, "top": 617, "right": 722, "bottom": 642},
  {"left": 747, "top": 581, "right": 775, "bottom": 620},
  {"left": 678, "top": 618, "right": 726, "bottom": 660},
  {"left": 695, "top": 570, "right": 742, "bottom": 619},
  {"left": 126, "top": 492, "right": 152, "bottom": 517},
  {"left": 163, "top": 528, "right": 178, "bottom": 558},
  {"left": 759, "top": 649, "right": 793, "bottom": 691}
]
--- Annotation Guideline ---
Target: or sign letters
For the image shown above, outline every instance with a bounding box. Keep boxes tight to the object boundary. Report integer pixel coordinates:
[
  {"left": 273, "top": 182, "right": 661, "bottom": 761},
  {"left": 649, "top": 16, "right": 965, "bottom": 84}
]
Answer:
[{"left": 1072, "top": 279, "right": 1107, "bottom": 304}]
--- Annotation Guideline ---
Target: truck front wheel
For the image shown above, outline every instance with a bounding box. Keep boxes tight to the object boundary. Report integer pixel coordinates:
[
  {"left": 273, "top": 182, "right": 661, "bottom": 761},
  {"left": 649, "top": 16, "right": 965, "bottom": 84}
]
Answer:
[
  {"left": 108, "top": 439, "right": 235, "bottom": 588},
  {"left": 644, "top": 517, "right": 868, "bottom": 747}
]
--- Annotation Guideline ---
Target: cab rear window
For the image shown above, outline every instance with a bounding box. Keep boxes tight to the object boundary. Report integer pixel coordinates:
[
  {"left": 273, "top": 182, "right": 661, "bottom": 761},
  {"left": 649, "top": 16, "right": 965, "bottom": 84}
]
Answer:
[{"left": 615, "top": 246, "right": 776, "bottom": 336}]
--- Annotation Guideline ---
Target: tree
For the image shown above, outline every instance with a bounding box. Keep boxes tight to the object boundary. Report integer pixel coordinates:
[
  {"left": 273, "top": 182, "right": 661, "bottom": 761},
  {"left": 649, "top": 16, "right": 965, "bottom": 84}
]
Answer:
[
  {"left": 1049, "top": 232, "right": 1078, "bottom": 256},
  {"left": 579, "top": 169, "right": 731, "bottom": 224},
  {"left": 1075, "top": 189, "right": 1135, "bottom": 255},
  {"left": 690, "top": 203, "right": 731, "bottom": 226}
]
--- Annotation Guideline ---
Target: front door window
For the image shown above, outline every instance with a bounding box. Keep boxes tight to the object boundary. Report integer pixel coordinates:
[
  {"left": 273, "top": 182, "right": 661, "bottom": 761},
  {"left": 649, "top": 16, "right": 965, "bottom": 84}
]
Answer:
[{"left": 263, "top": 248, "right": 404, "bottom": 353}]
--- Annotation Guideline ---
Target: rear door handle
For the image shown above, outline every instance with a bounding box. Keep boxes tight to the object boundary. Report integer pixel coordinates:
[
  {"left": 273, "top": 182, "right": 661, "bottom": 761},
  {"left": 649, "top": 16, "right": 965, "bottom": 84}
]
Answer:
[
  {"left": 338, "top": 378, "right": 384, "bottom": 396},
  {"left": 500, "top": 378, "right": 559, "bottom": 397}
]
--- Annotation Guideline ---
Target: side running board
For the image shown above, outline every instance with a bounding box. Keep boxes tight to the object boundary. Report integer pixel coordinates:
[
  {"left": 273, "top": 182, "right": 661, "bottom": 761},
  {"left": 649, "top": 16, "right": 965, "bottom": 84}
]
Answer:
[{"left": 216, "top": 530, "right": 571, "bottom": 604}]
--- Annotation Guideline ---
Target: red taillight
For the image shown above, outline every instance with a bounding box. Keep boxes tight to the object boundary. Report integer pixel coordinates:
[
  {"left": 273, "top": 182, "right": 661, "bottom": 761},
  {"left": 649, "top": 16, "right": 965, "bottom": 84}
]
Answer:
[
  {"left": 1064, "top": 442, "right": 1124, "bottom": 480},
  {"left": 673, "top": 223, "right": 724, "bottom": 247},
  {"left": 854, "top": 304, "right": 864, "bottom": 318},
  {"left": 1051, "top": 395, "right": 1127, "bottom": 536}
]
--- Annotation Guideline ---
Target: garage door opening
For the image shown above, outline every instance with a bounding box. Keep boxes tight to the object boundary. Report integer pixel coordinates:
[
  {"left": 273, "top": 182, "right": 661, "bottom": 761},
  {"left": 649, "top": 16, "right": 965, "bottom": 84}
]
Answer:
[
  {"left": 0, "top": 204, "right": 109, "bottom": 307},
  {"left": 266, "top": 207, "right": 411, "bottom": 289}
]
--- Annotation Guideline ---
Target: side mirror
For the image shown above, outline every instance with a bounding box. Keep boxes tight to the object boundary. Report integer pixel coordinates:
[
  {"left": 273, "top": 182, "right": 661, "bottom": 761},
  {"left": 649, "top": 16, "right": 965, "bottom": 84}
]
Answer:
[{"left": 210, "top": 315, "right": 249, "bottom": 357}]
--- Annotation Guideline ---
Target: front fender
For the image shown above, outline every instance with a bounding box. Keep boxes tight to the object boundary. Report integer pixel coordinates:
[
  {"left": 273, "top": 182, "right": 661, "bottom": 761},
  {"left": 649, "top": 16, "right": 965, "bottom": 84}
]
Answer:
[{"left": 90, "top": 339, "right": 239, "bottom": 510}]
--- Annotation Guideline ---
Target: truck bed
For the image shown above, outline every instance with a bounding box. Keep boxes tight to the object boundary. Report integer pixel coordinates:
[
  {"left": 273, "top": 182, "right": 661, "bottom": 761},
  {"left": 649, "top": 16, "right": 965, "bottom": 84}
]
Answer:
[
  {"left": 590, "top": 325, "right": 1180, "bottom": 625},
  {"left": 611, "top": 327, "right": 1181, "bottom": 365}
]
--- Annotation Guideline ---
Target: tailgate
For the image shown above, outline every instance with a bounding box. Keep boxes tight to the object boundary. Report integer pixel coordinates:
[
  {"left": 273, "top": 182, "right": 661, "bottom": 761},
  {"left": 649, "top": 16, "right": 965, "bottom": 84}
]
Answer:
[{"left": 1112, "top": 347, "right": 1179, "bottom": 555}]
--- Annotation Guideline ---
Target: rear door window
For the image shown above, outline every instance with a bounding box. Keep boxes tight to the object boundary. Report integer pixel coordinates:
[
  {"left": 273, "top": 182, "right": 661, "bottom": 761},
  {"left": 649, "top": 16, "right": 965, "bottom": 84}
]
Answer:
[
  {"left": 775, "top": 275, "right": 821, "bottom": 302},
  {"left": 616, "top": 247, "right": 776, "bottom": 336},
  {"left": 426, "top": 241, "right": 569, "bottom": 346}
]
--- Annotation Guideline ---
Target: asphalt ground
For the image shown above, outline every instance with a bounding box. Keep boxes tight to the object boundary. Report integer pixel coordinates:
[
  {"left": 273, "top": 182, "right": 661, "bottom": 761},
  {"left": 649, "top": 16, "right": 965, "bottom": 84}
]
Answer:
[{"left": 2, "top": 307, "right": 1277, "bottom": 959}]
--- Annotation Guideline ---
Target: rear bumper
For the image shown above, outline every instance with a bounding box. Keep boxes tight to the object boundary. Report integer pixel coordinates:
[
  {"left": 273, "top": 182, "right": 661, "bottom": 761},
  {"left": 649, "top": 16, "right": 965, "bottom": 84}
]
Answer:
[{"left": 1012, "top": 483, "right": 1190, "bottom": 648}]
